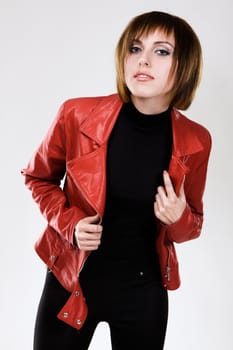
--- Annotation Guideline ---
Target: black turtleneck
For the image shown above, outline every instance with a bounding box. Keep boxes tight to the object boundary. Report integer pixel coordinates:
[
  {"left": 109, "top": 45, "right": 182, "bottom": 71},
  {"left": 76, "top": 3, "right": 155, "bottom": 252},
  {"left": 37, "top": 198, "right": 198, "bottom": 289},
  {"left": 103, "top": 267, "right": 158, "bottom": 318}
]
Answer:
[{"left": 85, "top": 102, "right": 173, "bottom": 271}]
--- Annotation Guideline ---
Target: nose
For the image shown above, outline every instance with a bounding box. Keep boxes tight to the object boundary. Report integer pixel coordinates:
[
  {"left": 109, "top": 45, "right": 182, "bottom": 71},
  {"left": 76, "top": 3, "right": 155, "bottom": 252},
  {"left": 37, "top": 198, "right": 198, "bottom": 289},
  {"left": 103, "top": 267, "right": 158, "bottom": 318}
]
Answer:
[{"left": 138, "top": 57, "right": 150, "bottom": 67}]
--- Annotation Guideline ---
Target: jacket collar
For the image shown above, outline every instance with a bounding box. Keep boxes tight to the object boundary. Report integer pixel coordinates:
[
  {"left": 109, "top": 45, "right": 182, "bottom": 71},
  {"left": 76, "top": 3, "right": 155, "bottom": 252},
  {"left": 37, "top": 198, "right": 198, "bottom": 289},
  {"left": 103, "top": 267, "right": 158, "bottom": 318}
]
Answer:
[
  {"left": 171, "top": 109, "right": 203, "bottom": 157},
  {"left": 80, "top": 94, "right": 122, "bottom": 145},
  {"left": 80, "top": 94, "right": 203, "bottom": 158}
]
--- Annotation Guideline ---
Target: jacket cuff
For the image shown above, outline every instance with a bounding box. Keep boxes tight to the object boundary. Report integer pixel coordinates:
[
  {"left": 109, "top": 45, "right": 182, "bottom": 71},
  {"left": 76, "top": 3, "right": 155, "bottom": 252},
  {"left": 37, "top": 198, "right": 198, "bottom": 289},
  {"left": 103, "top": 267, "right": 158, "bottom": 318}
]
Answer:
[{"left": 164, "top": 204, "right": 199, "bottom": 243}]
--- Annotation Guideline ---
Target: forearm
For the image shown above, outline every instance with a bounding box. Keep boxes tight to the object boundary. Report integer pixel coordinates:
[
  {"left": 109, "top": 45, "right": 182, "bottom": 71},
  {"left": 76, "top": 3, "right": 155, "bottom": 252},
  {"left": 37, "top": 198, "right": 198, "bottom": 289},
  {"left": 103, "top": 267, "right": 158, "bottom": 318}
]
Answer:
[
  {"left": 23, "top": 174, "right": 87, "bottom": 244},
  {"left": 165, "top": 203, "right": 203, "bottom": 243}
]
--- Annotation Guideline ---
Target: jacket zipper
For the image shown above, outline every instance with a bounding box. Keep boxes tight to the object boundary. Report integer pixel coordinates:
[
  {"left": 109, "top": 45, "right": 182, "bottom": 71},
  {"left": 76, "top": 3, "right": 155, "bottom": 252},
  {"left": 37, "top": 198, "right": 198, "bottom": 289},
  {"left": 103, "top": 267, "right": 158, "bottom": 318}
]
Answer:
[
  {"left": 78, "top": 254, "right": 90, "bottom": 277},
  {"left": 70, "top": 171, "right": 103, "bottom": 223},
  {"left": 70, "top": 175, "right": 103, "bottom": 276}
]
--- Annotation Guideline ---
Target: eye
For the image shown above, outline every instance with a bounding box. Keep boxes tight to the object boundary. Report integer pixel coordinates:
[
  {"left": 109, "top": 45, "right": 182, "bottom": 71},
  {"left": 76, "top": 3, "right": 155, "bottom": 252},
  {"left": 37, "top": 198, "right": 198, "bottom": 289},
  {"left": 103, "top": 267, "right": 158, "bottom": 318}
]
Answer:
[
  {"left": 155, "top": 49, "right": 171, "bottom": 56},
  {"left": 129, "top": 45, "right": 141, "bottom": 54}
]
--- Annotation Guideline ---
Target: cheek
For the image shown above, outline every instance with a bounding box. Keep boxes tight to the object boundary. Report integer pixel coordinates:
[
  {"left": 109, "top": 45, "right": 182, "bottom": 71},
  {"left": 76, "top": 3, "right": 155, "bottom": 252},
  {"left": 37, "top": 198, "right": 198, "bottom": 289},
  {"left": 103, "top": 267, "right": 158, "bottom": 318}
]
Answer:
[
  {"left": 161, "top": 62, "right": 175, "bottom": 84},
  {"left": 166, "top": 65, "right": 176, "bottom": 87},
  {"left": 124, "top": 57, "right": 132, "bottom": 73},
  {"left": 124, "top": 60, "right": 132, "bottom": 82}
]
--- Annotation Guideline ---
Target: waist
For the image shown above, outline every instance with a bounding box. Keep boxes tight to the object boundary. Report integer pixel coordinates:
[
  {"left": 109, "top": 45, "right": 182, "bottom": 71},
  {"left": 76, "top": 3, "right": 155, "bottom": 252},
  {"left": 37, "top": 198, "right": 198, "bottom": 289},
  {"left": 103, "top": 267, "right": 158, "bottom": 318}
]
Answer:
[{"left": 81, "top": 250, "right": 161, "bottom": 279}]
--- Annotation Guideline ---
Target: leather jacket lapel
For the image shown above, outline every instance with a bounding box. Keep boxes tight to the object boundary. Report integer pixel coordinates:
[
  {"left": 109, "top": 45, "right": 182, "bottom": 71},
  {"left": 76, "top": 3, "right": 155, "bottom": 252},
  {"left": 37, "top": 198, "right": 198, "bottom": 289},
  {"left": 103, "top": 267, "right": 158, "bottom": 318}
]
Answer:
[
  {"left": 169, "top": 109, "right": 204, "bottom": 194},
  {"left": 171, "top": 109, "right": 204, "bottom": 157},
  {"left": 168, "top": 155, "right": 189, "bottom": 195},
  {"left": 67, "top": 95, "right": 123, "bottom": 218},
  {"left": 80, "top": 94, "right": 122, "bottom": 145},
  {"left": 67, "top": 145, "right": 107, "bottom": 218}
]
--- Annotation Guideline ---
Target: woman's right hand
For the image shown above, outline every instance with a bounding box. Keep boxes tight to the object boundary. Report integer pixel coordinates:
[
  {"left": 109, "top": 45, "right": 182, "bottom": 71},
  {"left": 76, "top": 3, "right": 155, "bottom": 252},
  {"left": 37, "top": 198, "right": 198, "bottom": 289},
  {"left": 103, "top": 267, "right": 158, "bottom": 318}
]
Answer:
[{"left": 74, "top": 214, "right": 103, "bottom": 251}]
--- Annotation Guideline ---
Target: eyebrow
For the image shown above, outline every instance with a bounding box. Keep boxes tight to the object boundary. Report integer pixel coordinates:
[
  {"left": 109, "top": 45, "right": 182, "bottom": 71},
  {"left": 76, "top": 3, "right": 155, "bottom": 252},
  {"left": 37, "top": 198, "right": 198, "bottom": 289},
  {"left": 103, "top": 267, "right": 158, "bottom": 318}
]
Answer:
[{"left": 132, "top": 39, "right": 175, "bottom": 49}]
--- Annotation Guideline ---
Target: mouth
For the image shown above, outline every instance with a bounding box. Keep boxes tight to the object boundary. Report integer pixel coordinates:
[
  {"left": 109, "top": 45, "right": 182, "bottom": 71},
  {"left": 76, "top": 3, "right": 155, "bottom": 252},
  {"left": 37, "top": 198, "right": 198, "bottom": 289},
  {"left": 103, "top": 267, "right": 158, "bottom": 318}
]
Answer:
[{"left": 134, "top": 72, "right": 154, "bottom": 81}]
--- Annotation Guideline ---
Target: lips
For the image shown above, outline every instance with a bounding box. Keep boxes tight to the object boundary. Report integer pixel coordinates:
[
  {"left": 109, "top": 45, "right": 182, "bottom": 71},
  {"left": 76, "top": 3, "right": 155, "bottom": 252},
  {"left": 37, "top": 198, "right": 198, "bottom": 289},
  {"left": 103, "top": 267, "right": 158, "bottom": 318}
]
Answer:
[{"left": 134, "top": 72, "right": 154, "bottom": 81}]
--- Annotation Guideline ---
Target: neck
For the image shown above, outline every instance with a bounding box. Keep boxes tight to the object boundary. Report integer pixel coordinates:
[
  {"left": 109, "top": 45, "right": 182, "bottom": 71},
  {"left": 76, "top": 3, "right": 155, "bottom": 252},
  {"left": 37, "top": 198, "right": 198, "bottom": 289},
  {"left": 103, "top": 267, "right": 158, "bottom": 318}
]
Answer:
[{"left": 131, "top": 95, "right": 170, "bottom": 115}]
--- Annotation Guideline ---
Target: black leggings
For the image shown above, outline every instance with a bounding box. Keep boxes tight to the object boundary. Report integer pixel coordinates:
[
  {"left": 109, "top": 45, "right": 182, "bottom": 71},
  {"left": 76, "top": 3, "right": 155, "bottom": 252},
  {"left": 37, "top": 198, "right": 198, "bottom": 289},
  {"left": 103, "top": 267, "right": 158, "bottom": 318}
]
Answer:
[{"left": 34, "top": 265, "right": 168, "bottom": 350}]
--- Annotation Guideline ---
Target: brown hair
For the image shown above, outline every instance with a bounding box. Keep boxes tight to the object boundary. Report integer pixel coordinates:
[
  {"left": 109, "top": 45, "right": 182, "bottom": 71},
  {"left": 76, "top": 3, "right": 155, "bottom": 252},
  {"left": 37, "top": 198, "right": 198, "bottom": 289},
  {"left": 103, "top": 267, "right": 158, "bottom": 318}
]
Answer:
[{"left": 115, "top": 11, "right": 202, "bottom": 110}]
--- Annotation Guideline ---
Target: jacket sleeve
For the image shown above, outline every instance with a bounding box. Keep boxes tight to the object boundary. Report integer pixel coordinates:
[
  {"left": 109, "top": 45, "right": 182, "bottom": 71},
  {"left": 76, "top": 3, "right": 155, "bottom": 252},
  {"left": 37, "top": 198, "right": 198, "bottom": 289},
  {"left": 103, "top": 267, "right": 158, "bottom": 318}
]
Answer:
[
  {"left": 21, "top": 102, "right": 87, "bottom": 245},
  {"left": 166, "top": 131, "right": 212, "bottom": 244}
]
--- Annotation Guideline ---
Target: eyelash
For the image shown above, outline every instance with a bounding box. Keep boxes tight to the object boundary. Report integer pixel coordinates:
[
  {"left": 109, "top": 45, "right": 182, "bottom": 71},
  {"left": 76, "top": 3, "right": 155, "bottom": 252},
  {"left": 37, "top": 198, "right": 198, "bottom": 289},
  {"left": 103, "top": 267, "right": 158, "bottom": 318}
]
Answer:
[
  {"left": 129, "top": 46, "right": 171, "bottom": 56},
  {"left": 129, "top": 46, "right": 141, "bottom": 54},
  {"left": 155, "top": 49, "right": 170, "bottom": 56}
]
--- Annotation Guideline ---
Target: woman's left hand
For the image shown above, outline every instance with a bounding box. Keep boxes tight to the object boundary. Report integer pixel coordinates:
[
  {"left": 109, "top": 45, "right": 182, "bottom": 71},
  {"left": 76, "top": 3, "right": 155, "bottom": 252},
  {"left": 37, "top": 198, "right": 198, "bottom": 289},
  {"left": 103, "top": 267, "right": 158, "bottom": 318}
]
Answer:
[{"left": 154, "top": 170, "right": 187, "bottom": 225}]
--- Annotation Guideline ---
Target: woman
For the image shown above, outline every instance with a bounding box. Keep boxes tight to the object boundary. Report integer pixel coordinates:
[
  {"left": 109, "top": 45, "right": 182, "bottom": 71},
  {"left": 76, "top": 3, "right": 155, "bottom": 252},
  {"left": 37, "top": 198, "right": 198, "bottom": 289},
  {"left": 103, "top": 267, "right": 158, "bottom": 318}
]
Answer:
[{"left": 22, "top": 11, "right": 211, "bottom": 350}]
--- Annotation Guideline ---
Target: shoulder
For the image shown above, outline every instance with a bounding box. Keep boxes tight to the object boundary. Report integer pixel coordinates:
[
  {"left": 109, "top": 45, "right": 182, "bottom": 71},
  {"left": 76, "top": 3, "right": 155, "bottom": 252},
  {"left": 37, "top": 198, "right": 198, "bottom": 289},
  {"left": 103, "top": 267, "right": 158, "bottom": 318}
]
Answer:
[
  {"left": 54, "top": 93, "right": 122, "bottom": 131},
  {"left": 173, "top": 109, "right": 212, "bottom": 150},
  {"left": 61, "top": 93, "right": 120, "bottom": 116},
  {"left": 49, "top": 94, "right": 122, "bottom": 138}
]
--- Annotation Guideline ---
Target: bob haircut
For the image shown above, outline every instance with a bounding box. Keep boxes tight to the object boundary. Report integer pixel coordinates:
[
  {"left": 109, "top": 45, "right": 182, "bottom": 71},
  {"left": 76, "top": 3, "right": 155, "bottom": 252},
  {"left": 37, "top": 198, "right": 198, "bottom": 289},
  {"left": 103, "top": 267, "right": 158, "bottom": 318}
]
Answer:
[{"left": 115, "top": 11, "right": 202, "bottom": 110}]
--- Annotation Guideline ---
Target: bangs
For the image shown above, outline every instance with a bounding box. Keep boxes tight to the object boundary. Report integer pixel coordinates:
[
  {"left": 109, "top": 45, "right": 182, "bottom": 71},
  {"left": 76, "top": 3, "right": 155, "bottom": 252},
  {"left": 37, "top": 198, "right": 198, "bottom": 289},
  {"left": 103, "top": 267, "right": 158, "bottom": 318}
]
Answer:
[{"left": 127, "top": 12, "right": 175, "bottom": 44}]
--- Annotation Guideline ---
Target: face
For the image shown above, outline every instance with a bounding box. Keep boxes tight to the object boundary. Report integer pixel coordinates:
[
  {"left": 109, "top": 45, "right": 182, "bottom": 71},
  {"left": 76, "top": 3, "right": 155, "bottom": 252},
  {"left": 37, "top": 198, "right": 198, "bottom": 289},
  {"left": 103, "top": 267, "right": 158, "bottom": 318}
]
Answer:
[{"left": 124, "top": 29, "right": 176, "bottom": 112}]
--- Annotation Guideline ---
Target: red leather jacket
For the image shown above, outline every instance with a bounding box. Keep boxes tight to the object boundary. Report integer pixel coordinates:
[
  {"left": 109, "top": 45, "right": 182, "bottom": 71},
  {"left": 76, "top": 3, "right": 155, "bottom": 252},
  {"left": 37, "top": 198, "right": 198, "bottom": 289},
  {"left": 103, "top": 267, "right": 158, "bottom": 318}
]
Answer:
[{"left": 22, "top": 94, "right": 211, "bottom": 330}]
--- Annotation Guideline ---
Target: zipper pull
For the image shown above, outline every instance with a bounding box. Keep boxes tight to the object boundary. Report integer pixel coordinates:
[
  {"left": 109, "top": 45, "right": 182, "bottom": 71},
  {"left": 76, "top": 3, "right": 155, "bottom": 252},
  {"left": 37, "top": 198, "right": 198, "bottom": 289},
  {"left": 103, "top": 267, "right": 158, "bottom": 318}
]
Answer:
[{"left": 166, "top": 266, "right": 171, "bottom": 281}]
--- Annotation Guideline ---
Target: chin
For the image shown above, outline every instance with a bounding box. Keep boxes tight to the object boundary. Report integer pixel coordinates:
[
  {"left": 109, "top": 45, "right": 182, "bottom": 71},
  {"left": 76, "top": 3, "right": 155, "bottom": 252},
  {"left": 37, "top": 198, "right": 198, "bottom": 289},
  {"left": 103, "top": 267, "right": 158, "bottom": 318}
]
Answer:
[
  {"left": 129, "top": 87, "right": 159, "bottom": 99},
  {"left": 131, "top": 93, "right": 159, "bottom": 100}
]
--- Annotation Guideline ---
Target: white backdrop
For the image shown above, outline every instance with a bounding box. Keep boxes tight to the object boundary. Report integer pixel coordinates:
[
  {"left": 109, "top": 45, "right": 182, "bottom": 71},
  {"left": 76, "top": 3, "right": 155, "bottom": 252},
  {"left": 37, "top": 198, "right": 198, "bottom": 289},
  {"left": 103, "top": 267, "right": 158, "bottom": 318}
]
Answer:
[{"left": 1, "top": 0, "right": 232, "bottom": 349}]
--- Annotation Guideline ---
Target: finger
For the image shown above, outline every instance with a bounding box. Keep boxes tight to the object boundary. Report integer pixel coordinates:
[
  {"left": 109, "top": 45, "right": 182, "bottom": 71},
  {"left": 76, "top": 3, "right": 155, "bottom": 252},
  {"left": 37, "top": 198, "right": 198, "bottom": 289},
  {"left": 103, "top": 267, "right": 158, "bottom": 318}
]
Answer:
[
  {"left": 179, "top": 176, "right": 186, "bottom": 198},
  {"left": 154, "top": 201, "right": 170, "bottom": 224},
  {"left": 163, "top": 170, "right": 176, "bottom": 197},
  {"left": 82, "top": 245, "right": 100, "bottom": 251},
  {"left": 82, "top": 214, "right": 100, "bottom": 224},
  {"left": 83, "top": 232, "right": 100, "bottom": 239},
  {"left": 76, "top": 232, "right": 101, "bottom": 250},
  {"left": 157, "top": 185, "right": 167, "bottom": 203},
  {"left": 155, "top": 192, "right": 165, "bottom": 212},
  {"left": 77, "top": 238, "right": 101, "bottom": 251},
  {"left": 154, "top": 201, "right": 160, "bottom": 218},
  {"left": 79, "top": 231, "right": 102, "bottom": 239},
  {"left": 81, "top": 243, "right": 100, "bottom": 251},
  {"left": 80, "top": 214, "right": 102, "bottom": 233},
  {"left": 163, "top": 170, "right": 175, "bottom": 197},
  {"left": 154, "top": 200, "right": 163, "bottom": 219},
  {"left": 154, "top": 201, "right": 161, "bottom": 219},
  {"left": 81, "top": 223, "right": 103, "bottom": 234}
]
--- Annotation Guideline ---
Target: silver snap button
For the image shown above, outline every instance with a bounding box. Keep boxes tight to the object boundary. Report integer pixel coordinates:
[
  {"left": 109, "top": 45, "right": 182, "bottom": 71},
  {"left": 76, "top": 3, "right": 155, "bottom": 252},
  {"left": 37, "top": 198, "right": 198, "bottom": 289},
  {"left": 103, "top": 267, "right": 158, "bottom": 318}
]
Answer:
[
  {"left": 76, "top": 319, "right": 82, "bottom": 325},
  {"left": 75, "top": 291, "right": 80, "bottom": 297},
  {"left": 63, "top": 312, "right": 69, "bottom": 318}
]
